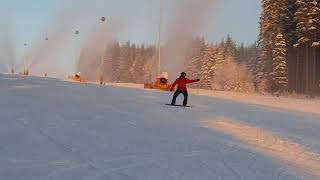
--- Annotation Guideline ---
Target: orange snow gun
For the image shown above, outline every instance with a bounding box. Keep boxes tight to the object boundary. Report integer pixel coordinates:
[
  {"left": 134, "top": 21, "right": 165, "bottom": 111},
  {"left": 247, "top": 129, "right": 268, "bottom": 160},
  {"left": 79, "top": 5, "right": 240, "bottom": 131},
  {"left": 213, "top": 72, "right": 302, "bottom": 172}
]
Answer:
[{"left": 144, "top": 72, "right": 172, "bottom": 91}]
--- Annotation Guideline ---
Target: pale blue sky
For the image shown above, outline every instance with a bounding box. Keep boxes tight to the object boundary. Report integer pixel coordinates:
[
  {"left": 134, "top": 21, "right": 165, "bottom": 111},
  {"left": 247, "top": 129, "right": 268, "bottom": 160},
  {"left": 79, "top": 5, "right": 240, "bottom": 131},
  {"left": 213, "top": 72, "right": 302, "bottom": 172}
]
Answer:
[
  {"left": 1, "top": 0, "right": 261, "bottom": 53},
  {"left": 0, "top": 0, "right": 260, "bottom": 43},
  {"left": 0, "top": 0, "right": 261, "bottom": 76}
]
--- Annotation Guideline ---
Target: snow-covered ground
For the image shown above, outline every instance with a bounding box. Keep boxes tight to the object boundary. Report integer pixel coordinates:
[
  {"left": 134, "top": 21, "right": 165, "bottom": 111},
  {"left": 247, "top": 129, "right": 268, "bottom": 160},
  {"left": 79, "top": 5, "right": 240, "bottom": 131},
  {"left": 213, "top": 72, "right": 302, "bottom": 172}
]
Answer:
[
  {"left": 96, "top": 82, "right": 320, "bottom": 116},
  {"left": 188, "top": 89, "right": 320, "bottom": 116},
  {"left": 1, "top": 74, "right": 320, "bottom": 180}
]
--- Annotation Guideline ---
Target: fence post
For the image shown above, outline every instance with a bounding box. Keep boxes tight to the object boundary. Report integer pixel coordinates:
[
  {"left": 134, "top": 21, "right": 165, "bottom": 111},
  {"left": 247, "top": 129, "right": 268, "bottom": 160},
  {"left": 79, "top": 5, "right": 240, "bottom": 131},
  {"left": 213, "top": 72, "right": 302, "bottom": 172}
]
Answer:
[{"left": 197, "top": 82, "right": 199, "bottom": 95}]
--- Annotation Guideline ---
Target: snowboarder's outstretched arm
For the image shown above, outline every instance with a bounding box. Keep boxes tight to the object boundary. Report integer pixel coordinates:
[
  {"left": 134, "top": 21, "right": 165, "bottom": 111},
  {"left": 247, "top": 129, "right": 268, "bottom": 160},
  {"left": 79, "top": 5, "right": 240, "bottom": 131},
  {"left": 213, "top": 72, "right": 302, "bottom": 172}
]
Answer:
[{"left": 186, "top": 78, "right": 200, "bottom": 84}]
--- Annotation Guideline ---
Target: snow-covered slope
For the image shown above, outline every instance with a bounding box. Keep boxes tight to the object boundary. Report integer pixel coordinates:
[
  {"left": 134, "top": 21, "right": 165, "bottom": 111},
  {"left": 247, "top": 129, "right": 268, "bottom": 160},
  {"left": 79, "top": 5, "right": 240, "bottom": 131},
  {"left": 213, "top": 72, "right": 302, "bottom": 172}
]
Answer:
[
  {"left": 1, "top": 74, "right": 320, "bottom": 180},
  {"left": 93, "top": 82, "right": 320, "bottom": 116}
]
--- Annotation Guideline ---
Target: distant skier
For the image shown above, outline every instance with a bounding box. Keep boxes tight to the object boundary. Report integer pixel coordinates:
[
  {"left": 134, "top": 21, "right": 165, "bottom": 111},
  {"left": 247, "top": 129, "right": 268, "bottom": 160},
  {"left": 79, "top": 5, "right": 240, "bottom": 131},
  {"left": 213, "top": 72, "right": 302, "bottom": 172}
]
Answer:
[
  {"left": 100, "top": 75, "right": 104, "bottom": 85},
  {"left": 170, "top": 72, "right": 200, "bottom": 106}
]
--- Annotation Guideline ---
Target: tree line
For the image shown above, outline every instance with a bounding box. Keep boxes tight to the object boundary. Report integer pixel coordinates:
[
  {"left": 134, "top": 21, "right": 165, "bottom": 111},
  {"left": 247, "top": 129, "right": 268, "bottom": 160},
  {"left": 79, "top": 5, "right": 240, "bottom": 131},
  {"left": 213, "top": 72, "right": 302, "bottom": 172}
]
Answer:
[
  {"left": 78, "top": 36, "right": 260, "bottom": 93},
  {"left": 78, "top": 41, "right": 157, "bottom": 84},
  {"left": 78, "top": 0, "right": 320, "bottom": 96},
  {"left": 259, "top": 0, "right": 320, "bottom": 95}
]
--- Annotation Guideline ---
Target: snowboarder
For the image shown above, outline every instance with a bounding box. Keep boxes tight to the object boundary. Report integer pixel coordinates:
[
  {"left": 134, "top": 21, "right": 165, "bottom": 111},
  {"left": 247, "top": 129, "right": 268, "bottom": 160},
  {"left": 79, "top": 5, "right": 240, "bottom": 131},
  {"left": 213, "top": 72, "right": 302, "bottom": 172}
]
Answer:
[{"left": 170, "top": 72, "right": 200, "bottom": 106}]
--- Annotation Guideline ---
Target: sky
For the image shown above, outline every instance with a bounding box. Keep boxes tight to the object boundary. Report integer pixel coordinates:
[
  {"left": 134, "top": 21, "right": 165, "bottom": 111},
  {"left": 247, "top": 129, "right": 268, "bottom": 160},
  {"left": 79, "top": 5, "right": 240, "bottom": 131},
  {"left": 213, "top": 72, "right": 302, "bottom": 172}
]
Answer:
[
  {"left": 0, "top": 0, "right": 261, "bottom": 76},
  {"left": 1, "top": 0, "right": 261, "bottom": 46}
]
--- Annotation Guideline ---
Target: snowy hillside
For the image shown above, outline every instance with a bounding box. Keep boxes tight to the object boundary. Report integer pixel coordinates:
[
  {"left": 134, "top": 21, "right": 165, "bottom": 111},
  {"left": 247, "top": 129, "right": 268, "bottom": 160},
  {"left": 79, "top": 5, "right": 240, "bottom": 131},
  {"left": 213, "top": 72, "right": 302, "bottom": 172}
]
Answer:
[{"left": 1, "top": 74, "right": 320, "bottom": 180}]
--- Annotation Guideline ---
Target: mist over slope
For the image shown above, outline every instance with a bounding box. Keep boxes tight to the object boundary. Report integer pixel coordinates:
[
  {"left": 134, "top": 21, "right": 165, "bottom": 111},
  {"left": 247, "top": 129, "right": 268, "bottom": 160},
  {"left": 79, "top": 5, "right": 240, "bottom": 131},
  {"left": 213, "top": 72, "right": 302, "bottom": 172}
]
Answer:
[
  {"left": 0, "top": 18, "right": 15, "bottom": 73},
  {"left": 163, "top": 0, "right": 219, "bottom": 77}
]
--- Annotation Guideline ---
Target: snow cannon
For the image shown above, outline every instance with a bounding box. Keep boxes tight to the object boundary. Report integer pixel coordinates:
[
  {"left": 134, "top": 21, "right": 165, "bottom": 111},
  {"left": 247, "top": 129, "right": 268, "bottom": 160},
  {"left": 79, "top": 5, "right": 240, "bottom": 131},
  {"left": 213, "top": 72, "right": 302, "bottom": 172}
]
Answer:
[
  {"left": 144, "top": 72, "right": 172, "bottom": 91},
  {"left": 75, "top": 72, "right": 81, "bottom": 79},
  {"left": 69, "top": 72, "right": 87, "bottom": 83}
]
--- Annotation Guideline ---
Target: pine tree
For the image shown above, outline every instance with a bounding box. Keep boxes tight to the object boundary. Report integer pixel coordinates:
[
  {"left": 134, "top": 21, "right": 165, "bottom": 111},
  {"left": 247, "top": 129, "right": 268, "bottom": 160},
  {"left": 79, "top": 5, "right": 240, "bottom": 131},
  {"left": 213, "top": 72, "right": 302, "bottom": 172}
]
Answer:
[
  {"left": 259, "top": 0, "right": 289, "bottom": 91},
  {"left": 308, "top": 0, "right": 320, "bottom": 92},
  {"left": 281, "top": 0, "right": 297, "bottom": 47},
  {"left": 142, "top": 45, "right": 156, "bottom": 83},
  {"left": 224, "top": 35, "right": 237, "bottom": 58},
  {"left": 185, "top": 37, "right": 206, "bottom": 79},
  {"left": 259, "top": 0, "right": 276, "bottom": 78},
  {"left": 212, "top": 41, "right": 226, "bottom": 89},
  {"left": 244, "top": 42, "right": 260, "bottom": 76},
  {"left": 200, "top": 44, "right": 217, "bottom": 89},
  {"left": 101, "top": 41, "right": 120, "bottom": 82},
  {"left": 215, "top": 41, "right": 226, "bottom": 70},
  {"left": 131, "top": 44, "right": 146, "bottom": 83},
  {"left": 294, "top": 0, "right": 315, "bottom": 94},
  {"left": 295, "top": 0, "right": 310, "bottom": 46},
  {"left": 102, "top": 43, "right": 113, "bottom": 82},
  {"left": 281, "top": 0, "right": 297, "bottom": 92},
  {"left": 309, "top": 0, "right": 320, "bottom": 48},
  {"left": 272, "top": 33, "right": 289, "bottom": 93},
  {"left": 213, "top": 56, "right": 254, "bottom": 93},
  {"left": 112, "top": 42, "right": 121, "bottom": 82},
  {"left": 236, "top": 42, "right": 246, "bottom": 64},
  {"left": 129, "top": 43, "right": 136, "bottom": 83},
  {"left": 118, "top": 41, "right": 133, "bottom": 82}
]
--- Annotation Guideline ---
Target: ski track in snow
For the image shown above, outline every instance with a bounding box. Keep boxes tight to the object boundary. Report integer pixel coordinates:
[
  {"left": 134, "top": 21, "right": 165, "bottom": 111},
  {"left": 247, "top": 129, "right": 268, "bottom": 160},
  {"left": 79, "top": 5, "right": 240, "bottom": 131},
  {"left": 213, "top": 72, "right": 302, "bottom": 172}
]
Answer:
[
  {"left": 0, "top": 74, "right": 320, "bottom": 180},
  {"left": 203, "top": 119, "right": 320, "bottom": 177}
]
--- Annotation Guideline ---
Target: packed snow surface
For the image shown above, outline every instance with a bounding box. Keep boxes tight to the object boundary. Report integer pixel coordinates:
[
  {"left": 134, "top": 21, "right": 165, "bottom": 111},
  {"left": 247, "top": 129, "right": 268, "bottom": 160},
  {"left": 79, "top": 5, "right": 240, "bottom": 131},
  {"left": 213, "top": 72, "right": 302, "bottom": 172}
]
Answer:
[{"left": 1, "top": 74, "right": 320, "bottom": 180}]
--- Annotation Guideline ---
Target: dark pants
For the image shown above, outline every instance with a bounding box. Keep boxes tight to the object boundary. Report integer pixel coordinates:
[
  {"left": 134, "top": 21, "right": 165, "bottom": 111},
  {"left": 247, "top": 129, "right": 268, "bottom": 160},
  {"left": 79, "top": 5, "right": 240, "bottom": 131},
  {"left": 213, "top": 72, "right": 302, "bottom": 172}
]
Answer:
[{"left": 171, "top": 90, "right": 188, "bottom": 105}]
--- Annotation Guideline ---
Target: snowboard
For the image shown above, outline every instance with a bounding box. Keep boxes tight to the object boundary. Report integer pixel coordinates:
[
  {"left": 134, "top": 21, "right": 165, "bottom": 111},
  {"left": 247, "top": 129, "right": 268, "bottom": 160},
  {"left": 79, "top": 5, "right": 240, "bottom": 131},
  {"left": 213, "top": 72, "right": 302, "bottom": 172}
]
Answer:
[{"left": 165, "top": 104, "right": 192, "bottom": 107}]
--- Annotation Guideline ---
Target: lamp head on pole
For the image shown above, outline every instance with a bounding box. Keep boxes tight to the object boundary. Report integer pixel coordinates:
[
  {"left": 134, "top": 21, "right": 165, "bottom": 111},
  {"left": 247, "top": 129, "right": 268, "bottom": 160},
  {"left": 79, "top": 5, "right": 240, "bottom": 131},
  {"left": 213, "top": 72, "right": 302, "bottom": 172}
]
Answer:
[{"left": 101, "top": 16, "right": 106, "bottom": 23}]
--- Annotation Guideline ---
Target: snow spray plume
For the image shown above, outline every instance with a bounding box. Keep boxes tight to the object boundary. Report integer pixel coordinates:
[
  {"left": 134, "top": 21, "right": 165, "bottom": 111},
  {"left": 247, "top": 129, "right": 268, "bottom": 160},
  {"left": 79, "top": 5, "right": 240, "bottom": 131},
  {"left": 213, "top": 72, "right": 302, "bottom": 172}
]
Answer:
[
  {"left": 78, "top": 19, "right": 122, "bottom": 81},
  {"left": 0, "top": 17, "right": 16, "bottom": 73},
  {"left": 23, "top": 0, "right": 122, "bottom": 78},
  {"left": 20, "top": 6, "right": 85, "bottom": 77},
  {"left": 163, "top": 0, "right": 218, "bottom": 78}
]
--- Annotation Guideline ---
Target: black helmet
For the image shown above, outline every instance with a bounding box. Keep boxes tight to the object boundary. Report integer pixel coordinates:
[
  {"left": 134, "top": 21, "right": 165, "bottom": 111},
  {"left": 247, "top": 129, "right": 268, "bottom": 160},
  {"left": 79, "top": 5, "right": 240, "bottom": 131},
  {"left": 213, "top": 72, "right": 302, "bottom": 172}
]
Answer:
[{"left": 181, "top": 72, "right": 187, "bottom": 77}]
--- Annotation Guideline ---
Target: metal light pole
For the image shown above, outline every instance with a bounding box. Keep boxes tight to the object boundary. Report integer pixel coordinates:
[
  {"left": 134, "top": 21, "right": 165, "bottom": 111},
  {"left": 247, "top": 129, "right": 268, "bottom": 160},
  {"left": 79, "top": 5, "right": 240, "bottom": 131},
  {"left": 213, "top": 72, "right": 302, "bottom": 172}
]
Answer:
[
  {"left": 74, "top": 30, "right": 80, "bottom": 75},
  {"left": 23, "top": 42, "right": 28, "bottom": 75},
  {"left": 158, "top": 0, "right": 163, "bottom": 79},
  {"left": 155, "top": 0, "right": 163, "bottom": 88},
  {"left": 99, "top": 17, "right": 107, "bottom": 85},
  {"left": 45, "top": 37, "right": 49, "bottom": 77}
]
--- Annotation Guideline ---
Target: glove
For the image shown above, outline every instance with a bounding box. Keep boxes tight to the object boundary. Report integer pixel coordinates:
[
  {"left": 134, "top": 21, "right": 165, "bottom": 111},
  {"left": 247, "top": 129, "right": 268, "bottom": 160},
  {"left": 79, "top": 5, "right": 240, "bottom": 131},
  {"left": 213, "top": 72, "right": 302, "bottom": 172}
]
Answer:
[{"left": 196, "top": 79, "right": 200, "bottom": 82}]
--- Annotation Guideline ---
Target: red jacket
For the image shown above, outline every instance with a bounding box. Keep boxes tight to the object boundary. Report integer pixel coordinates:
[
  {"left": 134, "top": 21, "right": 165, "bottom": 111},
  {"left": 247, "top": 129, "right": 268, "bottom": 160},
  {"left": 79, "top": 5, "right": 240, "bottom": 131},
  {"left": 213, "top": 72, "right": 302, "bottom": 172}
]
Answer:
[{"left": 171, "top": 77, "right": 199, "bottom": 92}]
